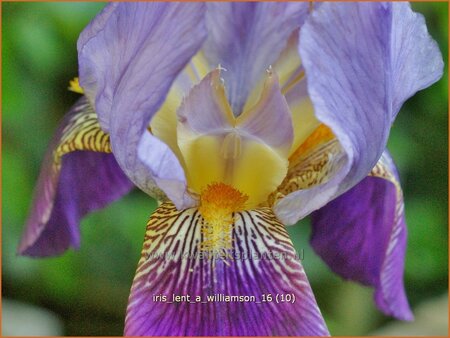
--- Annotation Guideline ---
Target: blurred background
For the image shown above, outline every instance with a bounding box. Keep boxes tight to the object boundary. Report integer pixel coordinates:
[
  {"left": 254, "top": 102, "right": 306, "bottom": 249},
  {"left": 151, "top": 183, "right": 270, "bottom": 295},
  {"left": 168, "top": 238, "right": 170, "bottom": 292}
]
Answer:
[{"left": 2, "top": 2, "right": 448, "bottom": 336}]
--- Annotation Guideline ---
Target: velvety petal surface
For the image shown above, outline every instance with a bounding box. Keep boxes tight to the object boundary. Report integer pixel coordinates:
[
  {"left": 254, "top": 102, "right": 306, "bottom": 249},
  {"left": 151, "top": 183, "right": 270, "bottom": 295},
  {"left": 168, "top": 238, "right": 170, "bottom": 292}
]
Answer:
[
  {"left": 78, "top": 3, "right": 206, "bottom": 208},
  {"left": 18, "top": 98, "right": 133, "bottom": 256},
  {"left": 311, "top": 151, "right": 413, "bottom": 320},
  {"left": 204, "top": 2, "right": 309, "bottom": 114},
  {"left": 125, "top": 202, "right": 328, "bottom": 336},
  {"left": 275, "top": 2, "right": 443, "bottom": 225}
]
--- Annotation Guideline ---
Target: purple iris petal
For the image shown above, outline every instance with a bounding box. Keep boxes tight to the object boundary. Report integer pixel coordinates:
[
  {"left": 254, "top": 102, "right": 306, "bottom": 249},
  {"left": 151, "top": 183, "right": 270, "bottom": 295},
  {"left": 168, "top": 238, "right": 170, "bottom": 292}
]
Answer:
[
  {"left": 19, "top": 152, "right": 132, "bottom": 257},
  {"left": 18, "top": 99, "right": 133, "bottom": 256},
  {"left": 275, "top": 2, "right": 443, "bottom": 225},
  {"left": 204, "top": 2, "right": 309, "bottom": 114},
  {"left": 78, "top": 3, "right": 206, "bottom": 207},
  {"left": 311, "top": 151, "right": 413, "bottom": 321},
  {"left": 126, "top": 203, "right": 329, "bottom": 336}
]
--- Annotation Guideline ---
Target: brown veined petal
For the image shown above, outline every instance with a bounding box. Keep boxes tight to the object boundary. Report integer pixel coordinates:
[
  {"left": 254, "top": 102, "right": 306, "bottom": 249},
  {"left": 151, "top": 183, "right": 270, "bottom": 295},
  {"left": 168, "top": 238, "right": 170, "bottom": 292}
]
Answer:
[
  {"left": 268, "top": 124, "right": 346, "bottom": 208},
  {"left": 55, "top": 99, "right": 110, "bottom": 156},
  {"left": 125, "top": 202, "right": 329, "bottom": 336}
]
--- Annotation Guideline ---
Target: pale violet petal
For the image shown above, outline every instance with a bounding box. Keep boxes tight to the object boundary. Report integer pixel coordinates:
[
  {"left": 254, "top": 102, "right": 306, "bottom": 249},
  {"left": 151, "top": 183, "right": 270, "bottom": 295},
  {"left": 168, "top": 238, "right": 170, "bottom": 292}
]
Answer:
[
  {"left": 275, "top": 2, "right": 443, "bottom": 224},
  {"left": 138, "top": 133, "right": 194, "bottom": 209},
  {"left": 78, "top": 3, "right": 206, "bottom": 205},
  {"left": 204, "top": 2, "right": 309, "bottom": 114}
]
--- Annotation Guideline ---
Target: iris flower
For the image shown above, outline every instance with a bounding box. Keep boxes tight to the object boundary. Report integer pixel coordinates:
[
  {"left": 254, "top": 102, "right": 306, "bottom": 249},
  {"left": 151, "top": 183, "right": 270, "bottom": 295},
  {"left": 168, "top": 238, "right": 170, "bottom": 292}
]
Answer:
[{"left": 18, "top": 2, "right": 443, "bottom": 336}]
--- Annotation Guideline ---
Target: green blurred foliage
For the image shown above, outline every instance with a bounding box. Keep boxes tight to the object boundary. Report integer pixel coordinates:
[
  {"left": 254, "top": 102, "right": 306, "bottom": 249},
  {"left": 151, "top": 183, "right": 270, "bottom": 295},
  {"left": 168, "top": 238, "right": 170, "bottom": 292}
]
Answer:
[{"left": 2, "top": 2, "right": 448, "bottom": 336}]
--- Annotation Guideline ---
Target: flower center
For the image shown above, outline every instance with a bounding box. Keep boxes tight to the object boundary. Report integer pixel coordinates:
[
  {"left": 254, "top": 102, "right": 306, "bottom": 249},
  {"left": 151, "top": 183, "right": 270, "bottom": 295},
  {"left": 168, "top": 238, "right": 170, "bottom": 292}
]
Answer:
[{"left": 198, "top": 182, "right": 248, "bottom": 258}]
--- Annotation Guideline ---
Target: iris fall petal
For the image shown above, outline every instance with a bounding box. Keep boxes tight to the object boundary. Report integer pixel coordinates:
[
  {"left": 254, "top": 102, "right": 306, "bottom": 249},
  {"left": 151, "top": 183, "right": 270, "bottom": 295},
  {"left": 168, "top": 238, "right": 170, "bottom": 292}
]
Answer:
[
  {"left": 18, "top": 98, "right": 133, "bottom": 256},
  {"left": 311, "top": 151, "right": 413, "bottom": 320},
  {"left": 125, "top": 202, "right": 329, "bottom": 336}
]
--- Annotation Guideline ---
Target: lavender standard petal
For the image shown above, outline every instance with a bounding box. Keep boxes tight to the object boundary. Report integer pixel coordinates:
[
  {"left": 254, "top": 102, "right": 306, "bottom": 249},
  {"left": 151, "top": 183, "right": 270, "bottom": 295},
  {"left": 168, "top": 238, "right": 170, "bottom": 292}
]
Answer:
[
  {"left": 390, "top": 2, "right": 444, "bottom": 117},
  {"left": 204, "top": 2, "right": 309, "bottom": 114},
  {"left": 275, "top": 2, "right": 443, "bottom": 224},
  {"left": 78, "top": 3, "right": 206, "bottom": 206}
]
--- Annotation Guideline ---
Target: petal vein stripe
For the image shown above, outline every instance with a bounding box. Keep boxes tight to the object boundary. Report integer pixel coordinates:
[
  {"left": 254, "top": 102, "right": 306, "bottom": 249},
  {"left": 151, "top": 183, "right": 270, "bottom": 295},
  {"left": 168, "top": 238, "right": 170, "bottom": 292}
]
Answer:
[{"left": 55, "top": 99, "right": 111, "bottom": 164}]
